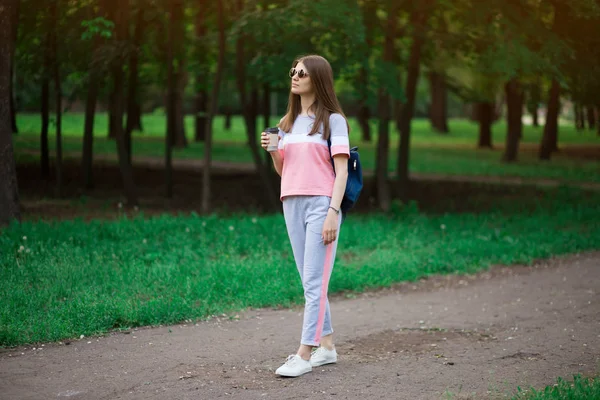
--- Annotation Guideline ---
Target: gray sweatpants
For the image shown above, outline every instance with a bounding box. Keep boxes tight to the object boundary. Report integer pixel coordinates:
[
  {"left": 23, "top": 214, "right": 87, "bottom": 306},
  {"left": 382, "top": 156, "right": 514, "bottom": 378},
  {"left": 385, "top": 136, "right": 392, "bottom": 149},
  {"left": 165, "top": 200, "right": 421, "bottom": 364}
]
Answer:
[{"left": 283, "top": 195, "right": 342, "bottom": 347}]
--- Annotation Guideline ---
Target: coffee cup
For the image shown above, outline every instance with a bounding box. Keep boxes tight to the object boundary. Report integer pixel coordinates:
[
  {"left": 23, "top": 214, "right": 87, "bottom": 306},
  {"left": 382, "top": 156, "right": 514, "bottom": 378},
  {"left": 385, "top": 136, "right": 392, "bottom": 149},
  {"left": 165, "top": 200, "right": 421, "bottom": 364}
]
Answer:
[{"left": 265, "top": 127, "right": 279, "bottom": 152}]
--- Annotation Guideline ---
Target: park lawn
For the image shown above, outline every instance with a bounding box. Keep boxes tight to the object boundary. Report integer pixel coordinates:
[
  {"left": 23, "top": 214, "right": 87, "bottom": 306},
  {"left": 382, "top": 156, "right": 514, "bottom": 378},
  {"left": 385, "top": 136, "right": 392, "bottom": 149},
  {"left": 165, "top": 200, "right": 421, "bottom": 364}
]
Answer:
[
  {"left": 1, "top": 187, "right": 599, "bottom": 346},
  {"left": 511, "top": 375, "right": 600, "bottom": 400},
  {"left": 12, "top": 114, "right": 600, "bottom": 183},
  {"left": 14, "top": 112, "right": 600, "bottom": 146}
]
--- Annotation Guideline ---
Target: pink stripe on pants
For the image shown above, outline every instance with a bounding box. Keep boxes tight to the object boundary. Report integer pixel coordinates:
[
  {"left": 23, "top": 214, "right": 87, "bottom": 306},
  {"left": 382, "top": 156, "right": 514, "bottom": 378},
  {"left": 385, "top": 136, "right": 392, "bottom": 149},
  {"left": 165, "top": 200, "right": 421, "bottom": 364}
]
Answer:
[
  {"left": 282, "top": 195, "right": 342, "bottom": 347},
  {"left": 314, "top": 243, "right": 334, "bottom": 343}
]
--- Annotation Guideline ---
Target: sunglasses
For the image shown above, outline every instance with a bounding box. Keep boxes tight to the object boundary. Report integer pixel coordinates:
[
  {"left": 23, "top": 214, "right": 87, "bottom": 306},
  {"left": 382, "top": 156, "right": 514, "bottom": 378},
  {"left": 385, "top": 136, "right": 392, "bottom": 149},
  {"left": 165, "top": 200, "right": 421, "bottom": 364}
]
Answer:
[{"left": 289, "top": 68, "right": 310, "bottom": 78}]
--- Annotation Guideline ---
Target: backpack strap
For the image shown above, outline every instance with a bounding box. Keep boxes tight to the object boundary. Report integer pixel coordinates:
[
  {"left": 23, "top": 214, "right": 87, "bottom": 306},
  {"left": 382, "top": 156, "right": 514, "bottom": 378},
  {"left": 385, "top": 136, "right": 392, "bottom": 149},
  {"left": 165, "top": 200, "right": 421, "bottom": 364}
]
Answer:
[{"left": 327, "top": 137, "right": 336, "bottom": 175}]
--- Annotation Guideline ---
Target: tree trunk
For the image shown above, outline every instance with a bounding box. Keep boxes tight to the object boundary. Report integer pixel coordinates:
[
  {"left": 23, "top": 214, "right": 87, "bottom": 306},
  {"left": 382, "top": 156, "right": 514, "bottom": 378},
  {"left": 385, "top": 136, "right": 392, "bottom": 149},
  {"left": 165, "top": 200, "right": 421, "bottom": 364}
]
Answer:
[
  {"left": 539, "top": 78, "right": 560, "bottom": 160},
  {"left": 112, "top": 0, "right": 137, "bottom": 204},
  {"left": 477, "top": 102, "right": 493, "bottom": 148},
  {"left": 173, "top": 59, "right": 188, "bottom": 148},
  {"left": 502, "top": 78, "right": 524, "bottom": 162},
  {"left": 165, "top": 0, "right": 177, "bottom": 197},
  {"left": 358, "top": 102, "right": 371, "bottom": 142},
  {"left": 394, "top": 98, "right": 403, "bottom": 134},
  {"left": 41, "top": 68, "right": 50, "bottom": 180},
  {"left": 194, "top": 0, "right": 207, "bottom": 143},
  {"left": 360, "top": 0, "right": 376, "bottom": 143},
  {"left": 375, "top": 1, "right": 401, "bottom": 211},
  {"left": 234, "top": 2, "right": 277, "bottom": 210},
  {"left": 82, "top": 75, "right": 99, "bottom": 190},
  {"left": 397, "top": 4, "right": 429, "bottom": 200},
  {"left": 242, "top": 86, "right": 277, "bottom": 207},
  {"left": 527, "top": 81, "right": 541, "bottom": 128},
  {"left": 532, "top": 107, "right": 539, "bottom": 127},
  {"left": 202, "top": 0, "right": 225, "bottom": 213},
  {"left": 40, "top": 6, "right": 52, "bottom": 180},
  {"left": 195, "top": 89, "right": 207, "bottom": 142},
  {"left": 428, "top": 71, "right": 449, "bottom": 133},
  {"left": 263, "top": 83, "right": 270, "bottom": 129},
  {"left": 108, "top": 92, "right": 116, "bottom": 139},
  {"left": 357, "top": 67, "right": 371, "bottom": 142},
  {"left": 107, "top": 1, "right": 122, "bottom": 141},
  {"left": 587, "top": 106, "right": 596, "bottom": 130},
  {"left": 597, "top": 106, "right": 600, "bottom": 137},
  {"left": 0, "top": 0, "right": 21, "bottom": 227},
  {"left": 375, "top": 90, "right": 391, "bottom": 212},
  {"left": 9, "top": 0, "right": 18, "bottom": 135},
  {"left": 51, "top": 0, "right": 63, "bottom": 197},
  {"left": 167, "top": 1, "right": 187, "bottom": 149},
  {"left": 10, "top": 67, "right": 17, "bottom": 134},
  {"left": 262, "top": 84, "right": 274, "bottom": 171},
  {"left": 574, "top": 104, "right": 584, "bottom": 130},
  {"left": 82, "top": 36, "right": 101, "bottom": 190},
  {"left": 224, "top": 108, "right": 232, "bottom": 130},
  {"left": 125, "top": 6, "right": 145, "bottom": 160}
]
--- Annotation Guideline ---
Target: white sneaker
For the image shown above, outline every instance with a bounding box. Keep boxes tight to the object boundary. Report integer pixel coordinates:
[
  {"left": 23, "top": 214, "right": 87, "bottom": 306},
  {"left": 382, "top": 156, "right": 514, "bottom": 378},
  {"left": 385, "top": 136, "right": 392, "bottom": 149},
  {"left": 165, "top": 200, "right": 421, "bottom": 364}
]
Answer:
[
  {"left": 275, "top": 355, "right": 312, "bottom": 377},
  {"left": 310, "top": 346, "right": 338, "bottom": 367}
]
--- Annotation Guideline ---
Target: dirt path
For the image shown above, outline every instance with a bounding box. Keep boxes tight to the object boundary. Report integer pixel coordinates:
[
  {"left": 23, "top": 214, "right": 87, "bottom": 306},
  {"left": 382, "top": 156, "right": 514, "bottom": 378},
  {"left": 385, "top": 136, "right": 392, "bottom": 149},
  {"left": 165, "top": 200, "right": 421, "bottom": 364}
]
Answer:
[{"left": 1, "top": 252, "right": 599, "bottom": 400}]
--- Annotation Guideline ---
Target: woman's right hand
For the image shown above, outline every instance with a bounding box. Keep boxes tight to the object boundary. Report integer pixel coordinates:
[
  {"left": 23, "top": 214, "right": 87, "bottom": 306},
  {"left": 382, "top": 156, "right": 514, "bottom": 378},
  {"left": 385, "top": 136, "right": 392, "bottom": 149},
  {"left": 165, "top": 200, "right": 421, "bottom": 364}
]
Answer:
[
  {"left": 261, "top": 132, "right": 279, "bottom": 152},
  {"left": 260, "top": 132, "right": 270, "bottom": 152}
]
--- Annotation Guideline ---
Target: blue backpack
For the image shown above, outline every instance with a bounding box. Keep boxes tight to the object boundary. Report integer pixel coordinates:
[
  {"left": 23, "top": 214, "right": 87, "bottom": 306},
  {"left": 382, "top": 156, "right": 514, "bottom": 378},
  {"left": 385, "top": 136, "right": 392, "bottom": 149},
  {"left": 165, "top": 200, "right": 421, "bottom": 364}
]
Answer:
[{"left": 327, "top": 138, "right": 363, "bottom": 218}]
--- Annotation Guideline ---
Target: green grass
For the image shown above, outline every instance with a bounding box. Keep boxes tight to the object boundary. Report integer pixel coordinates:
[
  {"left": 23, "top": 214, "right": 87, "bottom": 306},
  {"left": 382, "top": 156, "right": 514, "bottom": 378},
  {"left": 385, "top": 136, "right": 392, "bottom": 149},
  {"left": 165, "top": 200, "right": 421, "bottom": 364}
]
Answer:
[
  {"left": 512, "top": 375, "right": 600, "bottom": 399},
  {"left": 1, "top": 187, "right": 599, "bottom": 347},
  {"left": 12, "top": 113, "right": 600, "bottom": 183},
  {"left": 14, "top": 112, "right": 600, "bottom": 145}
]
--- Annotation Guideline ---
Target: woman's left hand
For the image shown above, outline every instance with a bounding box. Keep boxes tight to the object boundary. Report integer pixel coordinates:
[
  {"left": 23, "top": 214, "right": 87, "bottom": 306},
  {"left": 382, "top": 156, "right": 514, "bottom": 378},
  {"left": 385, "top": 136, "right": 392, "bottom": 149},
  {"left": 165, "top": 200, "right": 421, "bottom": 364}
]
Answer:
[{"left": 322, "top": 209, "right": 339, "bottom": 245}]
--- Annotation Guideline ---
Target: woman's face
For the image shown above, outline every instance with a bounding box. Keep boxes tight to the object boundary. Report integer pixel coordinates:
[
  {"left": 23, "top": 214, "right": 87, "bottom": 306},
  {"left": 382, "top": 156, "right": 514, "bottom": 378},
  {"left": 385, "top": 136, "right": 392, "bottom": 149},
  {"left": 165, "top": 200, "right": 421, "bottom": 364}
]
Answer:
[{"left": 290, "top": 61, "right": 314, "bottom": 96}]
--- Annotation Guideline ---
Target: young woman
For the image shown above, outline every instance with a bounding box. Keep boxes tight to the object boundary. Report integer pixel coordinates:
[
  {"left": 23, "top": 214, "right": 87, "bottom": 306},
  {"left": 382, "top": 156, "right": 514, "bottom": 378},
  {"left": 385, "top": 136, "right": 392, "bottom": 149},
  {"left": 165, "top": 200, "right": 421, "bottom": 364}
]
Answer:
[{"left": 260, "top": 55, "right": 350, "bottom": 377}]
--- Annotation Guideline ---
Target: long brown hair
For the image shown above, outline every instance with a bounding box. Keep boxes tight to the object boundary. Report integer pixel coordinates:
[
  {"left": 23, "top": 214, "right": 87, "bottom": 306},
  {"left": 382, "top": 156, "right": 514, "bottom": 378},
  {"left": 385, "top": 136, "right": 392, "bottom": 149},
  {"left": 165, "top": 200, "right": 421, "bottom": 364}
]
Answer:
[{"left": 278, "top": 55, "right": 350, "bottom": 140}]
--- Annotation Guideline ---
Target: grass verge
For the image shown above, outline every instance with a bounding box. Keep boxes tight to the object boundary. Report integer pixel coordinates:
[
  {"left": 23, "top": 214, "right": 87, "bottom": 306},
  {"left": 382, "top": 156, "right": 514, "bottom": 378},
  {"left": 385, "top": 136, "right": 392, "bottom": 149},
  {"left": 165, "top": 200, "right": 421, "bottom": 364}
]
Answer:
[
  {"left": 512, "top": 375, "right": 599, "bottom": 399},
  {"left": 1, "top": 188, "right": 599, "bottom": 346}
]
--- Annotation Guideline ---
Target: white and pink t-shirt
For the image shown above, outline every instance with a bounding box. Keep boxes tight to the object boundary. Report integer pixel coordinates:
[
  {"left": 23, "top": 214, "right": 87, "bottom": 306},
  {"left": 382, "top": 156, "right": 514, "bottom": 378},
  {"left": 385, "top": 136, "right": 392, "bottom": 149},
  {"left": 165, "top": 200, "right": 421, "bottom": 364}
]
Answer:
[{"left": 278, "top": 113, "right": 350, "bottom": 200}]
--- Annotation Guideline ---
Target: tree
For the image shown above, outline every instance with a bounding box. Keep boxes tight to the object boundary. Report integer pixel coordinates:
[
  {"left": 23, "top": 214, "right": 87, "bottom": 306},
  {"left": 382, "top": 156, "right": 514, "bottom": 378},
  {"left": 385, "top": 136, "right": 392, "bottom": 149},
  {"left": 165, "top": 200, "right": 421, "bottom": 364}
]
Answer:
[
  {"left": 356, "top": 0, "right": 378, "bottom": 143},
  {"left": 234, "top": 0, "right": 277, "bottom": 209},
  {"left": 438, "top": 4, "right": 503, "bottom": 150},
  {"left": 597, "top": 107, "right": 600, "bottom": 136},
  {"left": 165, "top": 0, "right": 183, "bottom": 198},
  {"left": 574, "top": 104, "right": 585, "bottom": 130},
  {"left": 0, "top": 0, "right": 21, "bottom": 227},
  {"left": 9, "top": 1, "right": 19, "bottom": 135},
  {"left": 526, "top": 80, "right": 541, "bottom": 127},
  {"left": 476, "top": 102, "right": 494, "bottom": 148},
  {"left": 397, "top": 0, "right": 433, "bottom": 199},
  {"left": 81, "top": 13, "right": 112, "bottom": 190},
  {"left": 164, "top": 0, "right": 188, "bottom": 196},
  {"left": 537, "top": 0, "right": 570, "bottom": 160},
  {"left": 202, "top": 0, "right": 225, "bottom": 213},
  {"left": 539, "top": 78, "right": 560, "bottom": 160},
  {"left": 106, "top": 0, "right": 125, "bottom": 141},
  {"left": 168, "top": 0, "right": 188, "bottom": 149},
  {"left": 109, "top": 0, "right": 138, "bottom": 205},
  {"left": 428, "top": 71, "right": 448, "bottom": 133},
  {"left": 374, "top": 0, "right": 400, "bottom": 212},
  {"left": 424, "top": 7, "right": 451, "bottom": 134},
  {"left": 503, "top": 77, "right": 524, "bottom": 162},
  {"left": 194, "top": 0, "right": 209, "bottom": 143},
  {"left": 125, "top": 4, "right": 145, "bottom": 140},
  {"left": 587, "top": 106, "right": 597, "bottom": 130},
  {"left": 50, "top": 0, "right": 64, "bottom": 196},
  {"left": 40, "top": 12, "right": 51, "bottom": 179}
]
